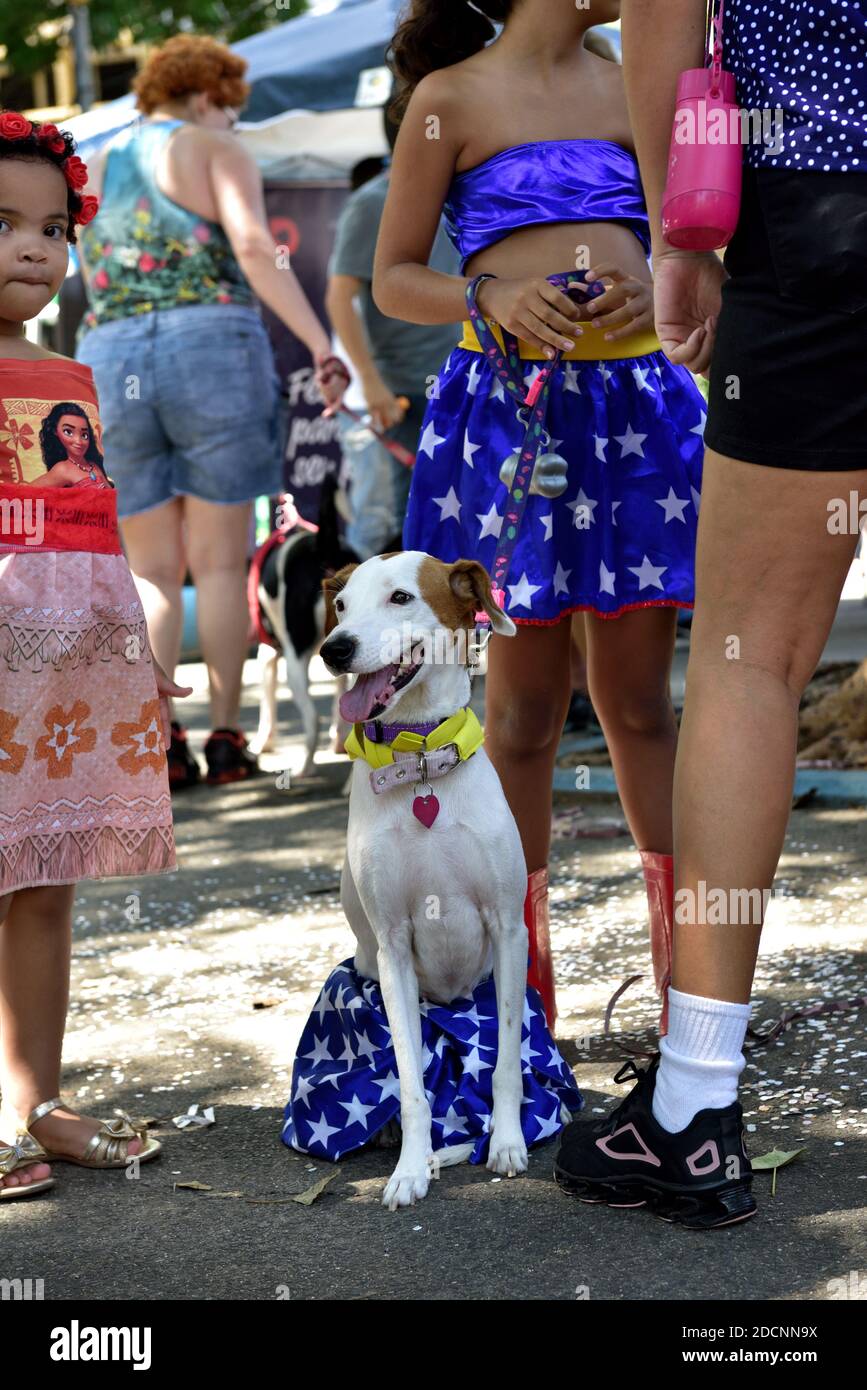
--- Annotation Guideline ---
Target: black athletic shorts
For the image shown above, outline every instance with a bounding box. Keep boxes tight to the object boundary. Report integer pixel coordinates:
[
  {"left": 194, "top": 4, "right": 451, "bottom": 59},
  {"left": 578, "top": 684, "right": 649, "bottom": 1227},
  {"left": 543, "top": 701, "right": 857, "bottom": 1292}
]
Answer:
[{"left": 705, "top": 166, "right": 867, "bottom": 471}]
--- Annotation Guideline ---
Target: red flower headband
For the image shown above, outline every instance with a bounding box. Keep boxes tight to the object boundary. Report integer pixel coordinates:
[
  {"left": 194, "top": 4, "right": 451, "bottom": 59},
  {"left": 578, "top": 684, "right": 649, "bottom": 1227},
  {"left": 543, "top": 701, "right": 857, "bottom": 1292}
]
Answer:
[{"left": 0, "top": 110, "right": 99, "bottom": 226}]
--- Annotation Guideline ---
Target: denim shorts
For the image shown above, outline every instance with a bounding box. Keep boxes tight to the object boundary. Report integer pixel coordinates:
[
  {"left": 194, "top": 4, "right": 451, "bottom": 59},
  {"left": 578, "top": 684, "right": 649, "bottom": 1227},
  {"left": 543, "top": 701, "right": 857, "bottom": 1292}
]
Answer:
[
  {"left": 76, "top": 304, "right": 284, "bottom": 517},
  {"left": 340, "top": 392, "right": 422, "bottom": 558}
]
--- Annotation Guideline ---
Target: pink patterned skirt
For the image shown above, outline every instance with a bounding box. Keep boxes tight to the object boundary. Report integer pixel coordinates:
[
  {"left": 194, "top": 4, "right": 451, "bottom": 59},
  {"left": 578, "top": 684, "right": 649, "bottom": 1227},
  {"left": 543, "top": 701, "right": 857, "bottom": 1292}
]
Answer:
[{"left": 0, "top": 544, "right": 176, "bottom": 894}]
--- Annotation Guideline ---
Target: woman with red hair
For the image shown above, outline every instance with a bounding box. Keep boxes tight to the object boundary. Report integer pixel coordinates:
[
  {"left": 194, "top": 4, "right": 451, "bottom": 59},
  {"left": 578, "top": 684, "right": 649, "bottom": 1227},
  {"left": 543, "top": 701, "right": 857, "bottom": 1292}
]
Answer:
[{"left": 76, "top": 36, "right": 346, "bottom": 788}]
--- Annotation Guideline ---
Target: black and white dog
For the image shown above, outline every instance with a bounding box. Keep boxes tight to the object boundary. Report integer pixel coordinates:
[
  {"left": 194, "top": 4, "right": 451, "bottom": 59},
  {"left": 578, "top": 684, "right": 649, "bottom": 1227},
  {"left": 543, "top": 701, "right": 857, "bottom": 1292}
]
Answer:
[{"left": 248, "top": 476, "right": 362, "bottom": 774}]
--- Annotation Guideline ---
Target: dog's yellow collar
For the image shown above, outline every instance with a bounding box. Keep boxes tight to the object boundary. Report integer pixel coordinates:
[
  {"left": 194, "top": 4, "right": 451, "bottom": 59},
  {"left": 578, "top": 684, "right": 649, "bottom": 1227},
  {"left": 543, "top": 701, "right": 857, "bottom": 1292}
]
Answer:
[{"left": 344, "top": 707, "right": 484, "bottom": 769}]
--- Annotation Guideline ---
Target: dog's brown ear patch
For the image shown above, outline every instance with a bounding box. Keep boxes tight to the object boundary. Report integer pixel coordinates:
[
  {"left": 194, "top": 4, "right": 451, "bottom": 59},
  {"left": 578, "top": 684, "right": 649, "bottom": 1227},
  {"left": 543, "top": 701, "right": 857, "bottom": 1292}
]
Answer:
[
  {"left": 418, "top": 557, "right": 516, "bottom": 636},
  {"left": 418, "top": 555, "right": 474, "bottom": 631},
  {"left": 447, "top": 559, "right": 516, "bottom": 636},
  {"left": 322, "top": 562, "right": 358, "bottom": 636}
]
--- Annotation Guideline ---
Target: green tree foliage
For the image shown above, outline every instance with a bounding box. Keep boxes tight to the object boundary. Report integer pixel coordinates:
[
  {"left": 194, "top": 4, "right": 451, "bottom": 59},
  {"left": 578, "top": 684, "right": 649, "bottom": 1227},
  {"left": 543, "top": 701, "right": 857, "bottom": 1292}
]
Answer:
[{"left": 0, "top": 1, "right": 309, "bottom": 81}]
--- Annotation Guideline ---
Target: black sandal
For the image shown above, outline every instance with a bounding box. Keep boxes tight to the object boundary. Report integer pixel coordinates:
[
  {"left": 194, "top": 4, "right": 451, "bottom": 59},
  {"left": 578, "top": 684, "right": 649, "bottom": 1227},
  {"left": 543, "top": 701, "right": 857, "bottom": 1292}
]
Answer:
[{"left": 167, "top": 720, "right": 201, "bottom": 791}]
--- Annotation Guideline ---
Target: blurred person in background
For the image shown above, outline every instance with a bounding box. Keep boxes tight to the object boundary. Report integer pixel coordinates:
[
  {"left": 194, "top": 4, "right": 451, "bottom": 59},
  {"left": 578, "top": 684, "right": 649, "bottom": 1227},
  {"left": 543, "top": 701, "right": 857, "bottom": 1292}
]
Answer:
[
  {"left": 76, "top": 35, "right": 346, "bottom": 789},
  {"left": 325, "top": 108, "right": 460, "bottom": 558}
]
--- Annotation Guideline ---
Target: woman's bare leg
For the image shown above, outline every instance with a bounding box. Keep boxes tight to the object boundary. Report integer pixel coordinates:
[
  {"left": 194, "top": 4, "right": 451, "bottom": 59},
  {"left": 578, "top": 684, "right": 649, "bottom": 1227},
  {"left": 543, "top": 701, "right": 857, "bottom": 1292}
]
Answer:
[
  {"left": 484, "top": 619, "right": 574, "bottom": 870},
  {"left": 184, "top": 497, "right": 252, "bottom": 731},
  {"left": 585, "top": 607, "right": 679, "bottom": 853},
  {"left": 673, "top": 451, "right": 867, "bottom": 1001},
  {"left": 121, "top": 497, "right": 186, "bottom": 679},
  {"left": 0, "top": 885, "right": 141, "bottom": 1163}
]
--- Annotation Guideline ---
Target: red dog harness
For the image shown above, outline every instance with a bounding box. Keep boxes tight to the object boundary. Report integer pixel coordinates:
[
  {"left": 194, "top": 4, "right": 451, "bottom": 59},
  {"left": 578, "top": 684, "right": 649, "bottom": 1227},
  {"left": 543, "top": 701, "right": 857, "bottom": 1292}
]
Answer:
[{"left": 246, "top": 497, "right": 320, "bottom": 649}]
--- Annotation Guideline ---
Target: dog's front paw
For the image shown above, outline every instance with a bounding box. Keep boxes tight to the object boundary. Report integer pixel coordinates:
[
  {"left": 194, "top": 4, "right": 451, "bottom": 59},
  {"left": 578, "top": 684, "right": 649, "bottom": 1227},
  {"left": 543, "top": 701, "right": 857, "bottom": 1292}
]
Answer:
[
  {"left": 382, "top": 1156, "right": 435, "bottom": 1211},
  {"left": 487, "top": 1131, "right": 528, "bottom": 1178}
]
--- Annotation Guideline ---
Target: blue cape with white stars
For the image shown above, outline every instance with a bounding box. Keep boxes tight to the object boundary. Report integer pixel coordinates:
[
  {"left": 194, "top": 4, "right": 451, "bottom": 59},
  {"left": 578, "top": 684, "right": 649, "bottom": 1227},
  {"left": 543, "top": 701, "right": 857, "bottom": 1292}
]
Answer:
[
  {"left": 282, "top": 960, "right": 582, "bottom": 1163},
  {"left": 403, "top": 346, "right": 705, "bottom": 625}
]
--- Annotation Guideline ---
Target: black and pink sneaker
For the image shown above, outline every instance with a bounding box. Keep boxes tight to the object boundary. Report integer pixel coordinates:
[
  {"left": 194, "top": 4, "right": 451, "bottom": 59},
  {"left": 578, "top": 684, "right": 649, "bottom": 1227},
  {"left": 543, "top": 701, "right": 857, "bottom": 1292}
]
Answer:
[
  {"left": 167, "top": 721, "right": 201, "bottom": 792},
  {"left": 203, "top": 728, "right": 261, "bottom": 785},
  {"left": 554, "top": 1059, "right": 757, "bottom": 1230}
]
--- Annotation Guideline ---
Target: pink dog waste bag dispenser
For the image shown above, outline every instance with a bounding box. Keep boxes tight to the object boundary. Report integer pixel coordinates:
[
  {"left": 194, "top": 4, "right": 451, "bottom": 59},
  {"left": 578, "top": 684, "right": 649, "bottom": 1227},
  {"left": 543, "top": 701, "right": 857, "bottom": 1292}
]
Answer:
[{"left": 661, "top": 0, "right": 743, "bottom": 252}]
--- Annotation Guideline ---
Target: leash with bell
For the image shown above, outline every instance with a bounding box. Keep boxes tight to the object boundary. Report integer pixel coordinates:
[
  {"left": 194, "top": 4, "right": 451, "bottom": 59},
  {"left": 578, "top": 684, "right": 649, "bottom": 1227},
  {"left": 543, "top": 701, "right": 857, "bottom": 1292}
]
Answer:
[{"left": 464, "top": 270, "right": 605, "bottom": 599}]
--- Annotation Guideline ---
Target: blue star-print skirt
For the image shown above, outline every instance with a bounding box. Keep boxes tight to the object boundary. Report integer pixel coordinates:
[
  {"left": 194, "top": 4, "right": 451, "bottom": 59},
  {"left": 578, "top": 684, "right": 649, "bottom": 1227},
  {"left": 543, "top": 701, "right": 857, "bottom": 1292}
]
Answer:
[
  {"left": 282, "top": 960, "right": 582, "bottom": 1163},
  {"left": 403, "top": 346, "right": 706, "bottom": 623}
]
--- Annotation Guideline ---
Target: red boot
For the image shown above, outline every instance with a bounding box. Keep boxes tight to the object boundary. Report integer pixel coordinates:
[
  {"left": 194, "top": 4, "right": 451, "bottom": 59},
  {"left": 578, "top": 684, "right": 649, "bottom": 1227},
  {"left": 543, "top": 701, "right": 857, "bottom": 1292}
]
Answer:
[
  {"left": 639, "top": 850, "right": 674, "bottom": 1035},
  {"left": 525, "top": 866, "right": 557, "bottom": 1029}
]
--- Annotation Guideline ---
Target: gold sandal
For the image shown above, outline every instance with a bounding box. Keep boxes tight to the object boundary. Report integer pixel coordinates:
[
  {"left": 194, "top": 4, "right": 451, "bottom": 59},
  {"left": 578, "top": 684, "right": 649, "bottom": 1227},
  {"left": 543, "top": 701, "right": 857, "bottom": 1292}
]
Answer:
[
  {"left": 26, "top": 1098, "right": 162, "bottom": 1169},
  {"left": 0, "top": 1133, "right": 55, "bottom": 1199}
]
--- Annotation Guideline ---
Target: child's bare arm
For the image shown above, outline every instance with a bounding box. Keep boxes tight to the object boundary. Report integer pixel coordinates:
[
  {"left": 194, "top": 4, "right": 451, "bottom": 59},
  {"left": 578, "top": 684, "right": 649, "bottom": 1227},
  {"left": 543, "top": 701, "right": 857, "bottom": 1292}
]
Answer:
[
  {"left": 373, "top": 74, "right": 471, "bottom": 326},
  {"left": 373, "top": 74, "right": 582, "bottom": 355}
]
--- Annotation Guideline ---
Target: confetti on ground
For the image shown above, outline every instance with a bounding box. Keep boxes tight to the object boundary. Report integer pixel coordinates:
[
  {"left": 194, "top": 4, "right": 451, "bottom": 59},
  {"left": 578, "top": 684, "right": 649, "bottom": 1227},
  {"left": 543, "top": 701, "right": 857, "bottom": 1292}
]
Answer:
[
  {"left": 36, "top": 664, "right": 864, "bottom": 1298},
  {"left": 172, "top": 1104, "right": 216, "bottom": 1129},
  {"left": 292, "top": 1170, "right": 341, "bottom": 1206}
]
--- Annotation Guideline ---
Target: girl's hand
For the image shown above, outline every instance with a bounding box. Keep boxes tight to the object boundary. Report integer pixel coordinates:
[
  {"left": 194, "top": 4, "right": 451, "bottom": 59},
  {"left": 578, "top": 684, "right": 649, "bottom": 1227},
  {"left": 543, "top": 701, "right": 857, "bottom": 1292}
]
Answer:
[
  {"left": 153, "top": 659, "right": 193, "bottom": 749},
  {"left": 475, "top": 277, "right": 584, "bottom": 358},
  {"left": 581, "top": 265, "right": 654, "bottom": 341}
]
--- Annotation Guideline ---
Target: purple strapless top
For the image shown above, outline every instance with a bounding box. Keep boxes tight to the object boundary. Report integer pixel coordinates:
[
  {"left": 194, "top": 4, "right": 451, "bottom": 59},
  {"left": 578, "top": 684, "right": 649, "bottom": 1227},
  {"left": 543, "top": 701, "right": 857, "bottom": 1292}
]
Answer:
[{"left": 443, "top": 139, "right": 651, "bottom": 270}]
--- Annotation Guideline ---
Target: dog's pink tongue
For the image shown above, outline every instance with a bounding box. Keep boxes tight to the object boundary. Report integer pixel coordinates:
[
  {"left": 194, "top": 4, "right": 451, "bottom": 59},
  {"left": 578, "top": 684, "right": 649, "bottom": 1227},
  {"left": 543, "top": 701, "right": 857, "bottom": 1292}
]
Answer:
[{"left": 339, "top": 666, "right": 397, "bottom": 723}]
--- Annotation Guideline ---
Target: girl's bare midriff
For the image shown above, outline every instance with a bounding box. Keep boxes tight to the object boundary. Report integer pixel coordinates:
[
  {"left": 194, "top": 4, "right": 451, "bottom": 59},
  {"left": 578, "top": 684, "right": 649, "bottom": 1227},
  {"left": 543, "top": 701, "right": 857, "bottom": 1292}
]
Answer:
[{"left": 464, "top": 219, "right": 651, "bottom": 286}]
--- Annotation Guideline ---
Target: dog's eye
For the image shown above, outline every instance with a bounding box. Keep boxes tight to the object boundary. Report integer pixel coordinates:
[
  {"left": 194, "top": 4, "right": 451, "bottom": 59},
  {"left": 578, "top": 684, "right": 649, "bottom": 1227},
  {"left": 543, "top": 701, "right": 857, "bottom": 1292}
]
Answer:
[
  {"left": 390, "top": 590, "right": 413, "bottom": 605},
  {"left": 334, "top": 598, "right": 344, "bottom": 614}
]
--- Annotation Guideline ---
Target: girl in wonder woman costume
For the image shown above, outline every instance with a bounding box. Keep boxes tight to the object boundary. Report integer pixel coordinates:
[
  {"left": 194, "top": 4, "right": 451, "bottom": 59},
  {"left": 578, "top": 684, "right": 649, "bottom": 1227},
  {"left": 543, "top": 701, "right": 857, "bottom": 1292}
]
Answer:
[
  {"left": 0, "top": 113, "right": 187, "bottom": 1198},
  {"left": 374, "top": 0, "right": 707, "bottom": 1027}
]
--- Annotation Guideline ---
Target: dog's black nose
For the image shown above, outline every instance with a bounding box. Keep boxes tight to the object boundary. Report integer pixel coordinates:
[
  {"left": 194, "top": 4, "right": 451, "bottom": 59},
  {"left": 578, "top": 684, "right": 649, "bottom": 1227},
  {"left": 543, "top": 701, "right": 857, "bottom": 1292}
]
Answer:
[{"left": 320, "top": 632, "right": 357, "bottom": 673}]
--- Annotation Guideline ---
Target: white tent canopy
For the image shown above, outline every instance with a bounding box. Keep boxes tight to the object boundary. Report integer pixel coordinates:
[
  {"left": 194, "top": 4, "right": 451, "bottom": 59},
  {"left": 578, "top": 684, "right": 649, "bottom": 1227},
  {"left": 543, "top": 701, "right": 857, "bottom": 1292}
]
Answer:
[{"left": 65, "top": 0, "right": 401, "bottom": 178}]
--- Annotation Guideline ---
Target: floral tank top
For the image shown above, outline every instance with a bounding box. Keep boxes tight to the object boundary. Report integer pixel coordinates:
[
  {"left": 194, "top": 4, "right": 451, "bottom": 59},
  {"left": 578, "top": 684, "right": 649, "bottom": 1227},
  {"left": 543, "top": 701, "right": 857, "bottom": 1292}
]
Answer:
[{"left": 78, "top": 119, "right": 254, "bottom": 328}]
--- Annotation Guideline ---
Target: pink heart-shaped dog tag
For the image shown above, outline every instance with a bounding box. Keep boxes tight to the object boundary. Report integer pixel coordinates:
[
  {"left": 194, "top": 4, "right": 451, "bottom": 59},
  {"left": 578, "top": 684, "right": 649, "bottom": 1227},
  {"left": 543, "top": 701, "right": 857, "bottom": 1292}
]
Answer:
[{"left": 412, "top": 793, "right": 440, "bottom": 828}]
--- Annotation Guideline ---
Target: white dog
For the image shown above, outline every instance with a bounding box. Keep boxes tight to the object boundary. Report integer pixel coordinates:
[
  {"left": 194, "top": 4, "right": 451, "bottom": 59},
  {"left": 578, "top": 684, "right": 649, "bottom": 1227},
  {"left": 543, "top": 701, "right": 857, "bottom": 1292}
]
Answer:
[{"left": 320, "top": 551, "right": 530, "bottom": 1210}]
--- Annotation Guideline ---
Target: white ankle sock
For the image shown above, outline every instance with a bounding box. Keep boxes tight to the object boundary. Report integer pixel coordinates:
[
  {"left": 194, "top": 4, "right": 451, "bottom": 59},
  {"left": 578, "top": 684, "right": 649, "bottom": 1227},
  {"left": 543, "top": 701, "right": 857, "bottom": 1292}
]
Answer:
[{"left": 652, "top": 987, "right": 751, "bottom": 1134}]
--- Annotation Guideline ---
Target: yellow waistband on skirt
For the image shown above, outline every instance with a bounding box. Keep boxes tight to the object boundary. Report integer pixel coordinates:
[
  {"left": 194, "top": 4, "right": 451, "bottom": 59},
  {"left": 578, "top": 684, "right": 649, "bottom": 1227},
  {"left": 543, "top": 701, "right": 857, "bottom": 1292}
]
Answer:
[{"left": 459, "top": 318, "right": 662, "bottom": 361}]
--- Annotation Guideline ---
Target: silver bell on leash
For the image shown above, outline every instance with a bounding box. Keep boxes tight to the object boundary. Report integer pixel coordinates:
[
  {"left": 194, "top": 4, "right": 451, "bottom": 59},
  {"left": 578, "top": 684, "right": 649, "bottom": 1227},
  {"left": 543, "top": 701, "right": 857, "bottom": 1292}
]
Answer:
[{"left": 499, "top": 449, "right": 569, "bottom": 498}]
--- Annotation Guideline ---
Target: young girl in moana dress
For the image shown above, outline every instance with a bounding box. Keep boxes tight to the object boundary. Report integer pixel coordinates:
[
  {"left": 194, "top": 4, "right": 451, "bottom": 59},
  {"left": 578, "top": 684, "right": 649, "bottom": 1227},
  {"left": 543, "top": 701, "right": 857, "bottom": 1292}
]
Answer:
[{"left": 0, "top": 112, "right": 189, "bottom": 1198}]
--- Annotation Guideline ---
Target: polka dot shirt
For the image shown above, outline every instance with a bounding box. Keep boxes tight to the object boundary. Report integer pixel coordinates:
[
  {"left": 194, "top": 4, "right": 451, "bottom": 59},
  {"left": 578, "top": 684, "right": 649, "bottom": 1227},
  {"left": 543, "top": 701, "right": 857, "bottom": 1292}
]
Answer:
[{"left": 723, "top": 0, "right": 867, "bottom": 170}]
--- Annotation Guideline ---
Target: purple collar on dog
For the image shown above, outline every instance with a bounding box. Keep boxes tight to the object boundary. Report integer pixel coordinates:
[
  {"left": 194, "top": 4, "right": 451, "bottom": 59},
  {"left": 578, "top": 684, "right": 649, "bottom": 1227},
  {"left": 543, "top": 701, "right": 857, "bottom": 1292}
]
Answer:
[{"left": 363, "top": 718, "right": 442, "bottom": 743}]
